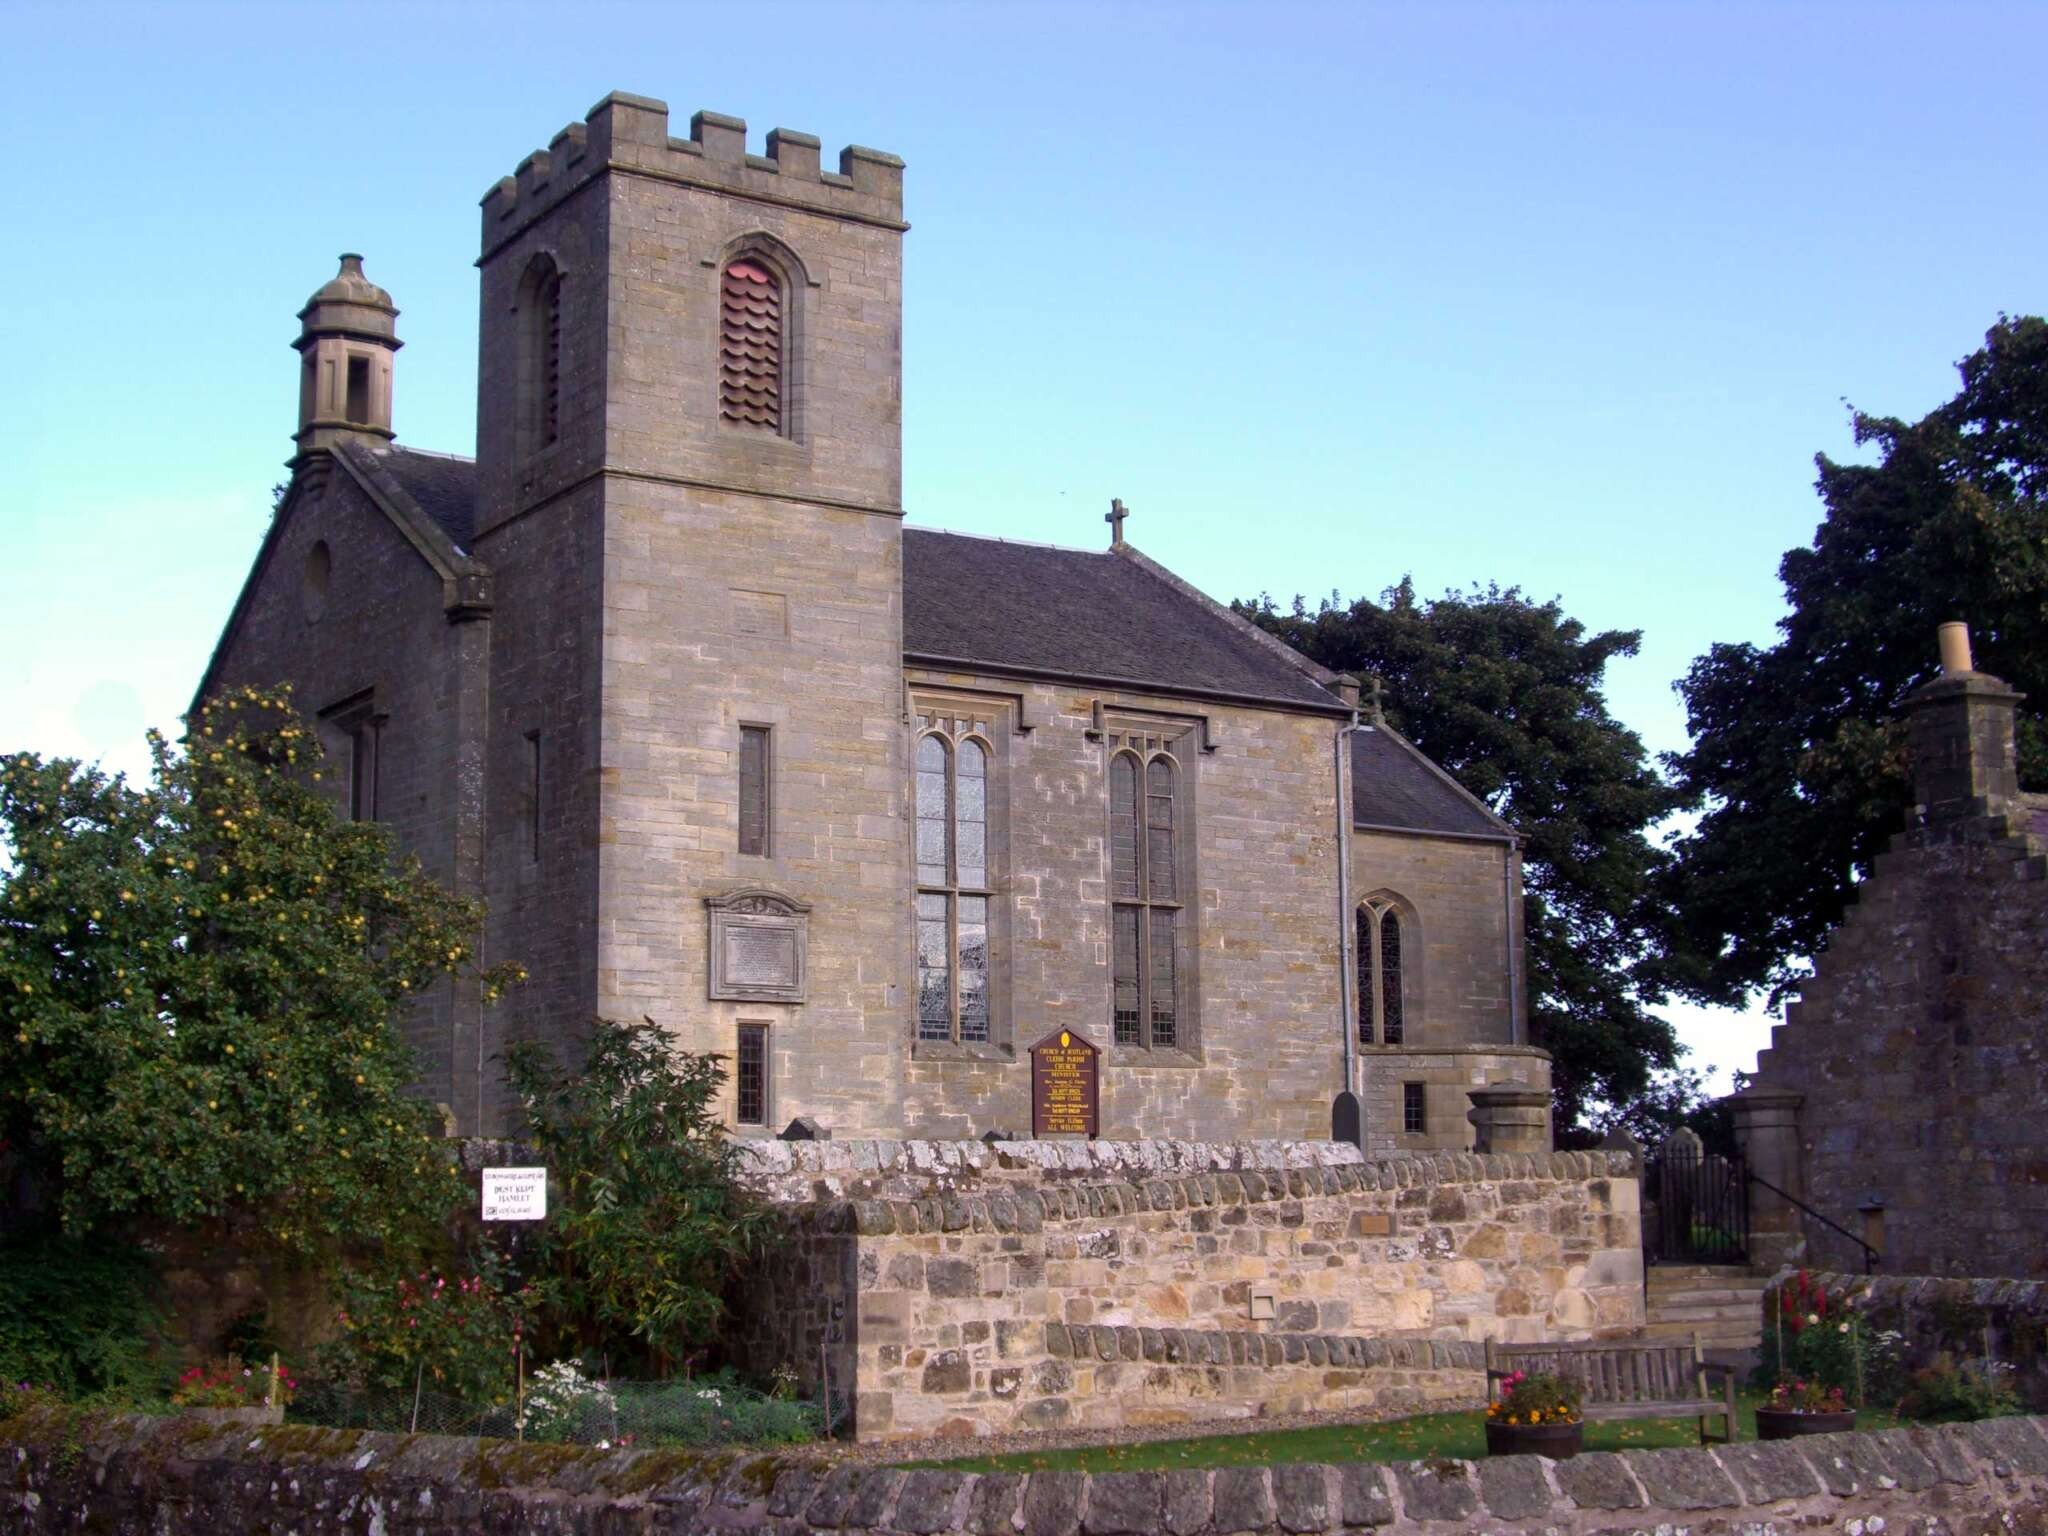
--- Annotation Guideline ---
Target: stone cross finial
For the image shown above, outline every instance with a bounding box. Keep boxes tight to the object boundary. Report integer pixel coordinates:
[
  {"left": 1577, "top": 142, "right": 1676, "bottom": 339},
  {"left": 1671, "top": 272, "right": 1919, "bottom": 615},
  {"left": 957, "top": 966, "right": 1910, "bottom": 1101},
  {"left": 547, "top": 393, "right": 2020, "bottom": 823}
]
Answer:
[
  {"left": 1364, "top": 674, "right": 1386, "bottom": 725},
  {"left": 1106, "top": 498, "right": 1129, "bottom": 547}
]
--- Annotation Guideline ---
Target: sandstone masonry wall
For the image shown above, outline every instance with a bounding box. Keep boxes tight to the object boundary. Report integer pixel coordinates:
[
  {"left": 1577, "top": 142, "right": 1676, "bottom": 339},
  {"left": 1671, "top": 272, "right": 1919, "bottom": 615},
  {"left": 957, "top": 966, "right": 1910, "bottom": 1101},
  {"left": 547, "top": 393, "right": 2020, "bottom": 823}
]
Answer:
[
  {"left": 1746, "top": 806, "right": 2048, "bottom": 1277},
  {"left": 734, "top": 1148, "right": 1643, "bottom": 1443},
  {"left": 13, "top": 1409, "right": 2048, "bottom": 1534},
  {"left": 208, "top": 460, "right": 479, "bottom": 1115}
]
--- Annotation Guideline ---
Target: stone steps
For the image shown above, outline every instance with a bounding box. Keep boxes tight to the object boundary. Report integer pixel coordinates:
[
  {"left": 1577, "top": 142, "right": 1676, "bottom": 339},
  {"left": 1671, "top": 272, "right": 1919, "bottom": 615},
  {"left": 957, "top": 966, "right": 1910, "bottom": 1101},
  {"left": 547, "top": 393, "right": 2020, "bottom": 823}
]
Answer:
[{"left": 1644, "top": 1265, "right": 1767, "bottom": 1354}]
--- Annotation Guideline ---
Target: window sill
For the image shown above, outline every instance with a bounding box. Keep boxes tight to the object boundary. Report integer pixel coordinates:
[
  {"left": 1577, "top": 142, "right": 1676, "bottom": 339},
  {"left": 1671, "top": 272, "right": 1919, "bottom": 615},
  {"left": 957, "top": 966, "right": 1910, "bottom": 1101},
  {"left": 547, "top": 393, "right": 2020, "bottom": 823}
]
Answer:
[
  {"left": 1106, "top": 1045, "right": 1202, "bottom": 1070},
  {"left": 911, "top": 1040, "right": 1014, "bottom": 1065}
]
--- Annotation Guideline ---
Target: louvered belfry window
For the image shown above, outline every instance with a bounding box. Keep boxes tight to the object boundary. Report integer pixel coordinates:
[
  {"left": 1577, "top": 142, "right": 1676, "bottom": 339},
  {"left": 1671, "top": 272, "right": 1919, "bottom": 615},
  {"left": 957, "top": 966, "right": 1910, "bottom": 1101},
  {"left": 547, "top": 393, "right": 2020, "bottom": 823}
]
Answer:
[
  {"left": 720, "top": 259, "right": 783, "bottom": 432},
  {"left": 1109, "top": 732, "right": 1182, "bottom": 1049}
]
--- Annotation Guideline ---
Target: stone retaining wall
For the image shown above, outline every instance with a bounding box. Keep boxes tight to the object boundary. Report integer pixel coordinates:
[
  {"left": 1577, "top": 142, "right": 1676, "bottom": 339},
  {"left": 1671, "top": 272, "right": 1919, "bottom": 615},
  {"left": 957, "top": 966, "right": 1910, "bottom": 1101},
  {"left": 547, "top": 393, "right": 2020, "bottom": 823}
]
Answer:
[
  {"left": 12, "top": 1408, "right": 2048, "bottom": 1532},
  {"left": 730, "top": 1137, "right": 1368, "bottom": 1206},
  {"left": 1797, "top": 1268, "right": 2048, "bottom": 1409},
  {"left": 735, "top": 1149, "right": 1643, "bottom": 1442}
]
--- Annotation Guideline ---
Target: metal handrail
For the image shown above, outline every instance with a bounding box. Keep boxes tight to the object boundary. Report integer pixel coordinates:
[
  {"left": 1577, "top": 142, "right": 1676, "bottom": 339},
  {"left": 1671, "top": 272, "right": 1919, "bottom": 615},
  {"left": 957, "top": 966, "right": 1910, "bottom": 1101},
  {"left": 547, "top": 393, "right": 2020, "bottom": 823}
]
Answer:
[{"left": 1745, "top": 1171, "right": 1881, "bottom": 1274}]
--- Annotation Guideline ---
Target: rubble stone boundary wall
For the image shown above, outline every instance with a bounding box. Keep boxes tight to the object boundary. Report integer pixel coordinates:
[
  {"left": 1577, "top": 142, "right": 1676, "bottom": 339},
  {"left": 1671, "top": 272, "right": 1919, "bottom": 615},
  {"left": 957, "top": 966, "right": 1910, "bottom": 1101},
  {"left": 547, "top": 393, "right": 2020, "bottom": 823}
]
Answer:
[
  {"left": 738, "top": 1150, "right": 1643, "bottom": 1441},
  {"left": 12, "top": 1409, "right": 2048, "bottom": 1533},
  {"left": 729, "top": 1137, "right": 1370, "bottom": 1206}
]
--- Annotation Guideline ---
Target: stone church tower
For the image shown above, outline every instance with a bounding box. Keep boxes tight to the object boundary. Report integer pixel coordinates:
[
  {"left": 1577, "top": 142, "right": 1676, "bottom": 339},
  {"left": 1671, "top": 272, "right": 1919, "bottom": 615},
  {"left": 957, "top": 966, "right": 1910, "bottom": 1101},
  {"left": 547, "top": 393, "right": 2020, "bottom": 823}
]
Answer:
[{"left": 472, "top": 95, "right": 912, "bottom": 1132}]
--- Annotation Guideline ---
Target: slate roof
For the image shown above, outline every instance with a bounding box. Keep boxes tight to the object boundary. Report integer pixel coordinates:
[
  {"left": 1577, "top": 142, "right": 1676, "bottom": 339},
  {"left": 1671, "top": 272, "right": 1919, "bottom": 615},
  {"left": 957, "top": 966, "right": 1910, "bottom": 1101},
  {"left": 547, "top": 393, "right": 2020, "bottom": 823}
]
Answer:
[
  {"left": 335, "top": 453, "right": 1342, "bottom": 711},
  {"left": 1351, "top": 725, "right": 1513, "bottom": 840},
  {"left": 375, "top": 446, "right": 479, "bottom": 552},
  {"left": 902, "top": 529, "right": 1342, "bottom": 710}
]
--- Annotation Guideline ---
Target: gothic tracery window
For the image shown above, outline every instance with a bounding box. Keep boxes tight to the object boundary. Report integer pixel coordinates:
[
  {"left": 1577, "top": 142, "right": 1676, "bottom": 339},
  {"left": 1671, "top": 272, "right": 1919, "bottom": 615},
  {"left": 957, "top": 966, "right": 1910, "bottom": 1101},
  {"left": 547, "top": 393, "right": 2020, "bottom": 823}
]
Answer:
[
  {"left": 1110, "top": 732, "right": 1183, "bottom": 1049},
  {"left": 915, "top": 712, "right": 992, "bottom": 1044},
  {"left": 1357, "top": 898, "right": 1407, "bottom": 1045},
  {"left": 720, "top": 258, "right": 784, "bottom": 433}
]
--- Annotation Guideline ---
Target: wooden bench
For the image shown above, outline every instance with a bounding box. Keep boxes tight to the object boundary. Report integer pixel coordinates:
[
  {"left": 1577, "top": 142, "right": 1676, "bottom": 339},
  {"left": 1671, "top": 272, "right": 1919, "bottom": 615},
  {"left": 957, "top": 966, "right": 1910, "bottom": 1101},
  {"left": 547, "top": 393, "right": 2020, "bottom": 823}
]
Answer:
[{"left": 1485, "top": 1334, "right": 1737, "bottom": 1444}]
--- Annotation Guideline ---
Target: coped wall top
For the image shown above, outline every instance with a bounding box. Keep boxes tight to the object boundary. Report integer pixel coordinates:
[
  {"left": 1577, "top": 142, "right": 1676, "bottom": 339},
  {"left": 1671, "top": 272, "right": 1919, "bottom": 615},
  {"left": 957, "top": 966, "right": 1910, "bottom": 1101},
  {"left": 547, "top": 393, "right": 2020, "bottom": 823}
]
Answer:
[{"left": 479, "top": 91, "right": 906, "bottom": 255}]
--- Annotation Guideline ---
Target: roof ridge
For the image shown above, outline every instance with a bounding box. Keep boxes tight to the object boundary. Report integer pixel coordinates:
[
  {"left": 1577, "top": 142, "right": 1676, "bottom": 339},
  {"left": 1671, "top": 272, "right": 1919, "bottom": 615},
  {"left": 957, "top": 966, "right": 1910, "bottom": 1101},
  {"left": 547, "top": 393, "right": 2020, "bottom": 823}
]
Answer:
[
  {"left": 905, "top": 524, "right": 1106, "bottom": 558},
  {"left": 379, "top": 443, "right": 477, "bottom": 465}
]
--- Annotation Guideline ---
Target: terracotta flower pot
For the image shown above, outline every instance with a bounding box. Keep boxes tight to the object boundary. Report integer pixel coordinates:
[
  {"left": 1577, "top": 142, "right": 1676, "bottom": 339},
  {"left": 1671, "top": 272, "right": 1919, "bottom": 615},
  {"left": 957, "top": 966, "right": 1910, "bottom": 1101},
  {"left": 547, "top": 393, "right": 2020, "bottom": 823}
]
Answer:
[
  {"left": 1485, "top": 1417, "right": 1584, "bottom": 1458},
  {"left": 1755, "top": 1406, "right": 1856, "bottom": 1440}
]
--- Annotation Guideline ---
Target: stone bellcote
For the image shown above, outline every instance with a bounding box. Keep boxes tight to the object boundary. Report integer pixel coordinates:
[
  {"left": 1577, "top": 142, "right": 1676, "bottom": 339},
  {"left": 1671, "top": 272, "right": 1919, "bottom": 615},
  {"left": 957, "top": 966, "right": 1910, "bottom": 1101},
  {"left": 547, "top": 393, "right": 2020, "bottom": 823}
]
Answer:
[
  {"left": 294, "top": 254, "right": 400, "bottom": 460},
  {"left": 1904, "top": 621, "right": 2026, "bottom": 827}
]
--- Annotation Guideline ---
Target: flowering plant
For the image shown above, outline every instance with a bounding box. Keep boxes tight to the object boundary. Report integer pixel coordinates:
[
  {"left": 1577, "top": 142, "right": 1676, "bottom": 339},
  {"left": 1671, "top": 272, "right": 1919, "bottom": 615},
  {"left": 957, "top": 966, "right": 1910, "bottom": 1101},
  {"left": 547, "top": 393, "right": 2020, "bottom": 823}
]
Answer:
[
  {"left": 170, "top": 1356, "right": 297, "bottom": 1409},
  {"left": 1486, "top": 1368, "right": 1582, "bottom": 1426},
  {"left": 320, "top": 1266, "right": 529, "bottom": 1403},
  {"left": 515, "top": 1360, "right": 617, "bottom": 1442},
  {"left": 1764, "top": 1376, "right": 1848, "bottom": 1413},
  {"left": 1763, "top": 1270, "right": 1866, "bottom": 1405}
]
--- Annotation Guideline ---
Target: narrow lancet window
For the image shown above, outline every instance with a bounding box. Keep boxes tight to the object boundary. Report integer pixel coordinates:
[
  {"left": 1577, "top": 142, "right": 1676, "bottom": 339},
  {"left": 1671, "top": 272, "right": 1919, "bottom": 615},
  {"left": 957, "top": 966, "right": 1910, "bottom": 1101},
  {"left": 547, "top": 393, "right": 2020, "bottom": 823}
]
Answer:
[
  {"left": 913, "top": 720, "right": 996, "bottom": 1044},
  {"left": 1108, "top": 740, "right": 1182, "bottom": 1048},
  {"left": 1357, "top": 898, "right": 1409, "bottom": 1045}
]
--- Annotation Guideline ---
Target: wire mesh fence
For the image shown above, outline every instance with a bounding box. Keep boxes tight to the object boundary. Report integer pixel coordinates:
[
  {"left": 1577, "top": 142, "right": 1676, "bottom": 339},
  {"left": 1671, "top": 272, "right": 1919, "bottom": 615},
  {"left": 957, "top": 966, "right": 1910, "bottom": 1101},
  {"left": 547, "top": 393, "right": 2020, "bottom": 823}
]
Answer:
[{"left": 291, "top": 1372, "right": 831, "bottom": 1448}]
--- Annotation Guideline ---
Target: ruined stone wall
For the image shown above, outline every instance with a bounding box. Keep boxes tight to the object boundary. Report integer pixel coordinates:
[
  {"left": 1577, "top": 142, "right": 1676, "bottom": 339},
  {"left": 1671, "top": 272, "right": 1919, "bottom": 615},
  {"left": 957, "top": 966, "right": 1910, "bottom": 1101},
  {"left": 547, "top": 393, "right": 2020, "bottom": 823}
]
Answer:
[
  {"left": 1746, "top": 807, "right": 2048, "bottom": 1277},
  {"left": 734, "top": 1148, "right": 1643, "bottom": 1443},
  {"left": 13, "top": 1407, "right": 2048, "bottom": 1533}
]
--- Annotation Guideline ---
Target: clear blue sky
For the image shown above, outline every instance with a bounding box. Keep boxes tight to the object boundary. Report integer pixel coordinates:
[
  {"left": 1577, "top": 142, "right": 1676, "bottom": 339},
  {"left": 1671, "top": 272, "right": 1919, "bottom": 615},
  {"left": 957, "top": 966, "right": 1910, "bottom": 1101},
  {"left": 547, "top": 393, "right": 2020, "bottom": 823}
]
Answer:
[{"left": 5, "top": 1, "right": 2043, "bottom": 1093}]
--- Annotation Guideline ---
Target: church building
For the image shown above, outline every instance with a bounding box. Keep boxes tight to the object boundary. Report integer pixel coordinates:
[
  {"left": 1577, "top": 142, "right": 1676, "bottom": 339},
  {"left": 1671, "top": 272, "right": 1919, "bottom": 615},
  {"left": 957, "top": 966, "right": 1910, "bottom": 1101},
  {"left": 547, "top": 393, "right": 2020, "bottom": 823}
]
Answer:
[{"left": 197, "top": 92, "right": 1545, "bottom": 1148}]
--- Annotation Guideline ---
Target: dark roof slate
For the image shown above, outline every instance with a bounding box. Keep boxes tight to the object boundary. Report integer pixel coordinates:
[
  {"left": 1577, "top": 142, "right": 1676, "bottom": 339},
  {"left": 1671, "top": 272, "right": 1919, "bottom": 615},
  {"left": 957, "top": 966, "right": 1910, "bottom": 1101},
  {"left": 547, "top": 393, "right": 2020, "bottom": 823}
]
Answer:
[
  {"left": 335, "top": 454, "right": 1339, "bottom": 710},
  {"left": 375, "top": 446, "right": 478, "bottom": 551},
  {"left": 1351, "top": 726, "right": 1512, "bottom": 839},
  {"left": 902, "top": 529, "right": 1340, "bottom": 709}
]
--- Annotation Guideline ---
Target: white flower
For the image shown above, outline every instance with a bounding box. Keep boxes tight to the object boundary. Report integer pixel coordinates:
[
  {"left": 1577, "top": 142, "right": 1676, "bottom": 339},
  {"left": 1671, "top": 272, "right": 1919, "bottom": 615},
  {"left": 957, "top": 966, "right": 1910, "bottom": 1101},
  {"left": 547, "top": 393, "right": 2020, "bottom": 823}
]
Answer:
[
  {"left": 1808, "top": 1313, "right": 1820, "bottom": 1325},
  {"left": 1839, "top": 1322, "right": 1850, "bottom": 1333}
]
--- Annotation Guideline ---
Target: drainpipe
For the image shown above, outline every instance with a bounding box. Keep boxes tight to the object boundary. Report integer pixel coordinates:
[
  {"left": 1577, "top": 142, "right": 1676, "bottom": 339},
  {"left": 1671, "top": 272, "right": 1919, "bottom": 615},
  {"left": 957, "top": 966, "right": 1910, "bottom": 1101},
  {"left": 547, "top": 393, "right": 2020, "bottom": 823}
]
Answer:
[
  {"left": 1503, "top": 840, "right": 1523, "bottom": 1047},
  {"left": 1334, "top": 688, "right": 1366, "bottom": 1098}
]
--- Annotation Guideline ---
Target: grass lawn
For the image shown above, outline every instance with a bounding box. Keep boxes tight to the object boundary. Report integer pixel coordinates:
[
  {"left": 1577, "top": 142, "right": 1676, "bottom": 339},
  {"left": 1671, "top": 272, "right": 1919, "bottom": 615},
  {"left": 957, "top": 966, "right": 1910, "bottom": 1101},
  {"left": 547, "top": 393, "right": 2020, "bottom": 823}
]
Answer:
[{"left": 900, "top": 1391, "right": 1900, "bottom": 1474}]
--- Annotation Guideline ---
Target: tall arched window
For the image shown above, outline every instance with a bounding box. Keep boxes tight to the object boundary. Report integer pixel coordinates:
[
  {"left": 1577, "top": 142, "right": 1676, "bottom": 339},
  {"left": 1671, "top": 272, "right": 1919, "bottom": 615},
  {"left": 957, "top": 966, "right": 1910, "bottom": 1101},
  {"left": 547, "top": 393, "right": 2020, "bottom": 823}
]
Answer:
[
  {"left": 1357, "top": 898, "right": 1407, "bottom": 1045},
  {"left": 1110, "top": 738, "right": 1182, "bottom": 1048},
  {"left": 720, "top": 258, "right": 783, "bottom": 433},
  {"left": 515, "top": 255, "right": 562, "bottom": 457},
  {"left": 915, "top": 725, "right": 991, "bottom": 1043}
]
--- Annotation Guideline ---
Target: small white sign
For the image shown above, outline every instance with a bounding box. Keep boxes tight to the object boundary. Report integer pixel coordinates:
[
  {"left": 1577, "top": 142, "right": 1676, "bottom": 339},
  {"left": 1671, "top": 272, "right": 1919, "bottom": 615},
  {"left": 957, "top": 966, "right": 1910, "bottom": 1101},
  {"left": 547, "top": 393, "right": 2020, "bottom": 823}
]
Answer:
[{"left": 481, "top": 1167, "right": 548, "bottom": 1222}]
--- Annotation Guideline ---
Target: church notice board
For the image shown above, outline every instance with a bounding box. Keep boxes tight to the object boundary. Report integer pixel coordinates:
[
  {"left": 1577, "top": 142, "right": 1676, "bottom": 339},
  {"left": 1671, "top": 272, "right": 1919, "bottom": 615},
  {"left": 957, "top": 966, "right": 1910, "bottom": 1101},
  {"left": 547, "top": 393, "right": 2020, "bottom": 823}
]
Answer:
[{"left": 1030, "top": 1028, "right": 1099, "bottom": 1139}]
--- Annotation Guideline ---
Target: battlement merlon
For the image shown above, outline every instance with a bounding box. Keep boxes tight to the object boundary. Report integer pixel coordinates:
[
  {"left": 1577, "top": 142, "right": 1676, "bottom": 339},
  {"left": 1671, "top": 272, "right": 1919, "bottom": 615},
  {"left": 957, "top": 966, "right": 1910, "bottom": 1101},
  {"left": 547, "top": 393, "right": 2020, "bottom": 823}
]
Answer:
[{"left": 478, "top": 92, "right": 907, "bottom": 255}]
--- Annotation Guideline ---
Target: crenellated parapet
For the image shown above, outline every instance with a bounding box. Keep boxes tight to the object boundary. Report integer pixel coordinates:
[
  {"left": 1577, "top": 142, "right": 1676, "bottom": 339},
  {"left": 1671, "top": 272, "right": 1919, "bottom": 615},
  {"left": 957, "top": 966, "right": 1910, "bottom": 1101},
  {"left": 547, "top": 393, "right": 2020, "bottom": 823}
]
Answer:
[{"left": 478, "top": 91, "right": 905, "bottom": 255}]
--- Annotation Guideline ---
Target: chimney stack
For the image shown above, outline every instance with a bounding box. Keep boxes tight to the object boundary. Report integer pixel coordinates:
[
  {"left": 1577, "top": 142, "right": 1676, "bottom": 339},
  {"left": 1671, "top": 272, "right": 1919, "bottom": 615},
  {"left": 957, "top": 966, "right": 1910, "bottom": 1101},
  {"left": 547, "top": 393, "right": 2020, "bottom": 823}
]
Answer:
[{"left": 1904, "top": 622, "right": 2024, "bottom": 827}]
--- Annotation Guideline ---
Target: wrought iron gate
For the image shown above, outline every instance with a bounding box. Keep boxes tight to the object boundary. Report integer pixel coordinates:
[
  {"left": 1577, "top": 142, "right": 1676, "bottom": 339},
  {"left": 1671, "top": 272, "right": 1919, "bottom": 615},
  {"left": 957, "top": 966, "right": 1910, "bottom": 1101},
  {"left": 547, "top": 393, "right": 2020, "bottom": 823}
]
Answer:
[{"left": 1645, "top": 1146, "right": 1750, "bottom": 1266}]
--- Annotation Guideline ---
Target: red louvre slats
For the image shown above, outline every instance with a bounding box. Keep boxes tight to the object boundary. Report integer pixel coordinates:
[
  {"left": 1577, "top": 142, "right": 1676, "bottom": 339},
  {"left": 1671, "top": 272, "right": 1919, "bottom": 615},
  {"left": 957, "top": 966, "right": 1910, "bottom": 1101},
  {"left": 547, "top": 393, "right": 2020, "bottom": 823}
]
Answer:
[{"left": 720, "top": 259, "right": 782, "bottom": 430}]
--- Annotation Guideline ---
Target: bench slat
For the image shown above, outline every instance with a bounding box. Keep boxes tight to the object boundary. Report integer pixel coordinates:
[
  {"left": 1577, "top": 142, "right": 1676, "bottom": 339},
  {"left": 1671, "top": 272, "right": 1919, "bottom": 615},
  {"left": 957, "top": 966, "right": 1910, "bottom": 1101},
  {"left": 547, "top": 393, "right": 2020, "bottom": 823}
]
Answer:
[{"left": 1584, "top": 1400, "right": 1731, "bottom": 1421}]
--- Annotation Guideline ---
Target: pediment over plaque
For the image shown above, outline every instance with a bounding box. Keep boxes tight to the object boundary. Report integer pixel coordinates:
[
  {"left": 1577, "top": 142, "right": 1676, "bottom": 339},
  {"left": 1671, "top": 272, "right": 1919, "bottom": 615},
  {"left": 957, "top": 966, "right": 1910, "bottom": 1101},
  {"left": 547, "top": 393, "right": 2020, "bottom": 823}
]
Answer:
[{"left": 705, "top": 888, "right": 811, "bottom": 1003}]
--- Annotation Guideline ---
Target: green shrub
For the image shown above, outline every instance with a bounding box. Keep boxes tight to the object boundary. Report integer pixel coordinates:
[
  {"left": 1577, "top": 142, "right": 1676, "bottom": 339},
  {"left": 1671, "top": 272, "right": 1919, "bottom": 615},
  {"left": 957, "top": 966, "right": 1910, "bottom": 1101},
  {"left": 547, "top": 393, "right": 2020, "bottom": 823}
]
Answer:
[
  {"left": 0, "top": 1232, "right": 163, "bottom": 1401},
  {"left": 1897, "top": 1355, "right": 2022, "bottom": 1424},
  {"left": 501, "top": 1019, "right": 769, "bottom": 1374}
]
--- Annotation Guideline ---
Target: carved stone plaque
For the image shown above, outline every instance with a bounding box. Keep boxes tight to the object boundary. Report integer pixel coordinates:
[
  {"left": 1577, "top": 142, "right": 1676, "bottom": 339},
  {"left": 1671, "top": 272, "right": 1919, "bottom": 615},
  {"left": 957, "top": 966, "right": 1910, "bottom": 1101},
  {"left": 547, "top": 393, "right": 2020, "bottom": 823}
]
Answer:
[
  {"left": 728, "top": 925, "right": 797, "bottom": 989},
  {"left": 1030, "top": 1027, "right": 1100, "bottom": 1139},
  {"left": 706, "top": 888, "right": 810, "bottom": 1003}
]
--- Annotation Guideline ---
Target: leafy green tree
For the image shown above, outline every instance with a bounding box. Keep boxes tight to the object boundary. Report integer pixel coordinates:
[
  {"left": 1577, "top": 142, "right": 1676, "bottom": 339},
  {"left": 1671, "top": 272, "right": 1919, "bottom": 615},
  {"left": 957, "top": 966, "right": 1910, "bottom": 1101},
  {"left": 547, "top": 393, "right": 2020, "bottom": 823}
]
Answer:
[
  {"left": 1239, "top": 581, "right": 1691, "bottom": 1134},
  {"left": 502, "top": 1018, "right": 768, "bottom": 1375},
  {"left": 1662, "top": 315, "right": 2048, "bottom": 1004},
  {"left": 0, "top": 685, "right": 519, "bottom": 1256}
]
